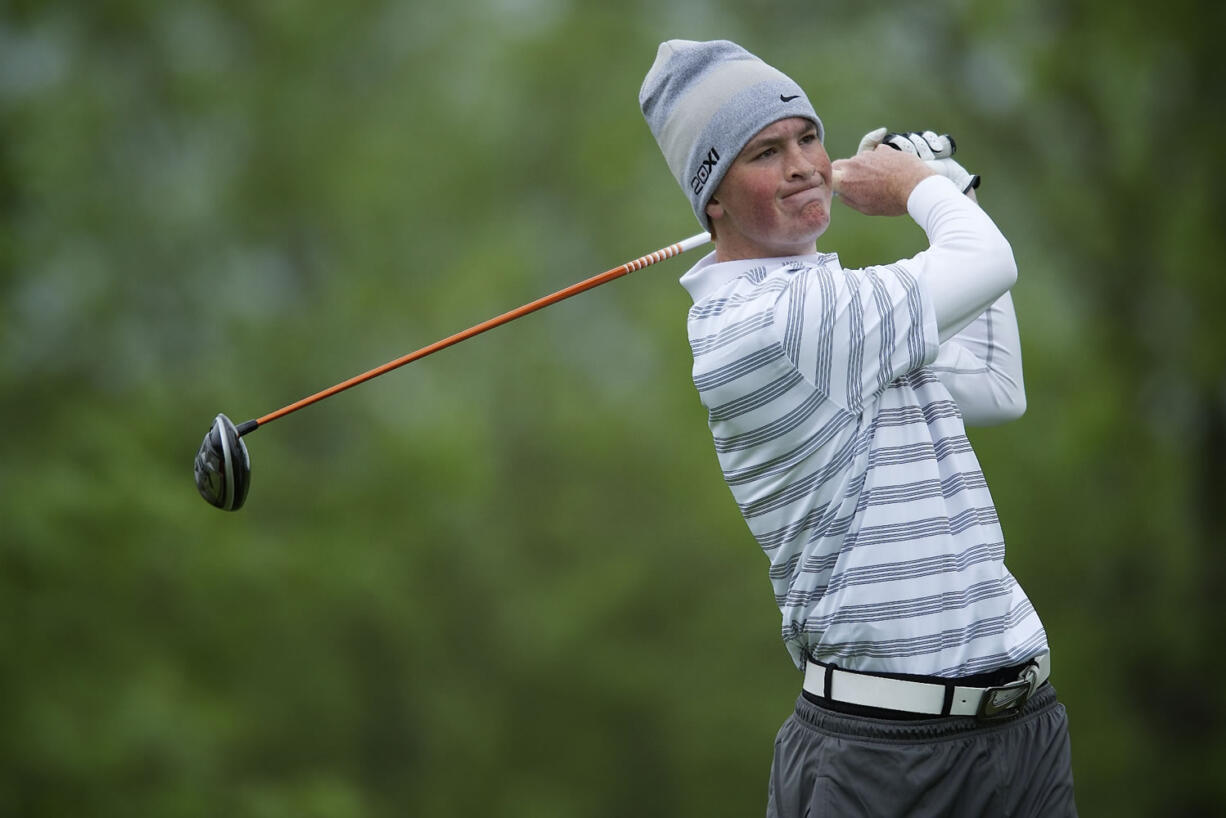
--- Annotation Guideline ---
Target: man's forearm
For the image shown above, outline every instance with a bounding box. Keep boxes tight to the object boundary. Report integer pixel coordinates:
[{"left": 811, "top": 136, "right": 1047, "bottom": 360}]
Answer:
[{"left": 907, "top": 176, "right": 1017, "bottom": 343}]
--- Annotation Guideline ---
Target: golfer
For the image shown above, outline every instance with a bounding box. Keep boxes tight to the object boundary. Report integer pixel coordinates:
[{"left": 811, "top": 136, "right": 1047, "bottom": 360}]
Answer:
[{"left": 640, "top": 40, "right": 1076, "bottom": 816}]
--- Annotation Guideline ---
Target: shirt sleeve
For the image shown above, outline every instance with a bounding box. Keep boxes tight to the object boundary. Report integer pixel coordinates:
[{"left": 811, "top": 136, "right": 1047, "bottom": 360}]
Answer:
[
  {"left": 930, "top": 291, "right": 1027, "bottom": 426},
  {"left": 906, "top": 176, "right": 1018, "bottom": 343},
  {"left": 770, "top": 259, "right": 941, "bottom": 412}
]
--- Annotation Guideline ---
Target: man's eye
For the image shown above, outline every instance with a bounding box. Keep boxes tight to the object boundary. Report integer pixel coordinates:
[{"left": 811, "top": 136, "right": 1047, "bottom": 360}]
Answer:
[{"left": 756, "top": 147, "right": 776, "bottom": 160}]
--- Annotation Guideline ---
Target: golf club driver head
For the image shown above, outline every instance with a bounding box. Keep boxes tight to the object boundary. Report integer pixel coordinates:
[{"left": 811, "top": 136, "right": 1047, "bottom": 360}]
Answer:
[{"left": 194, "top": 413, "right": 251, "bottom": 511}]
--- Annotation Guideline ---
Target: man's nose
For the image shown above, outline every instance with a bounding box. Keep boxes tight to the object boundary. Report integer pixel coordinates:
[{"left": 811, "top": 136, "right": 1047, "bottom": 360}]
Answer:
[{"left": 785, "top": 146, "right": 816, "bottom": 179}]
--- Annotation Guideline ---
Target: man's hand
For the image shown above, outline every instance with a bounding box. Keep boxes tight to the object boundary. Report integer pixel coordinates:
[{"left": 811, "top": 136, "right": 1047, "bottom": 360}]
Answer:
[
  {"left": 876, "top": 129, "right": 981, "bottom": 193},
  {"left": 856, "top": 126, "right": 890, "bottom": 154},
  {"left": 831, "top": 147, "right": 935, "bottom": 216},
  {"left": 855, "top": 127, "right": 957, "bottom": 158},
  {"left": 883, "top": 130, "right": 956, "bottom": 160}
]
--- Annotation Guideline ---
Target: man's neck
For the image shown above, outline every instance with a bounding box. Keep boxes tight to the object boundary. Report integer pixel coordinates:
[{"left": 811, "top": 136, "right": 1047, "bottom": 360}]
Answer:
[{"left": 713, "top": 236, "right": 818, "bottom": 262}]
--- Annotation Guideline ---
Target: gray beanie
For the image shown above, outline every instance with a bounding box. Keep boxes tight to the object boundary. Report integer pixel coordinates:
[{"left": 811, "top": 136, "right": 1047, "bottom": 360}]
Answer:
[{"left": 639, "top": 39, "right": 823, "bottom": 228}]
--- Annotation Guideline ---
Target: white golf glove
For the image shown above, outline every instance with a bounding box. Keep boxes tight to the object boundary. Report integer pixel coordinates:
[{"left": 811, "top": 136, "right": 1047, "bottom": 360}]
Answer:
[{"left": 857, "top": 127, "right": 981, "bottom": 193}]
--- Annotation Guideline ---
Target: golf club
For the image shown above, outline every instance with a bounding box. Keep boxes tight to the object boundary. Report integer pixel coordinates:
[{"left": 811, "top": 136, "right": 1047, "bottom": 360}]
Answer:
[{"left": 194, "top": 231, "right": 712, "bottom": 510}]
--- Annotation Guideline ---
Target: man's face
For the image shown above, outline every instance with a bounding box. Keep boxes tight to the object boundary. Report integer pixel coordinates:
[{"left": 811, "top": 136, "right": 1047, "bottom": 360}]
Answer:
[{"left": 705, "top": 117, "right": 832, "bottom": 261}]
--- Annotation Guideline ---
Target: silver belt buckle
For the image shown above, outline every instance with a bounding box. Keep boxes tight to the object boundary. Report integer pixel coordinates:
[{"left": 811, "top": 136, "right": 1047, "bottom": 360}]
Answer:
[{"left": 976, "top": 664, "right": 1040, "bottom": 721}]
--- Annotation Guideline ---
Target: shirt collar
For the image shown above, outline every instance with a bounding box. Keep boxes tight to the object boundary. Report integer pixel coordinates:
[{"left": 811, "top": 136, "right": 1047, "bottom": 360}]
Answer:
[{"left": 679, "top": 250, "right": 841, "bottom": 304}]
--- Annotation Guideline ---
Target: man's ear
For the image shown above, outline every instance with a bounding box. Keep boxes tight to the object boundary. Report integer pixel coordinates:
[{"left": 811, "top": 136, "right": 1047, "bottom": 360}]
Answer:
[{"left": 705, "top": 196, "right": 724, "bottom": 224}]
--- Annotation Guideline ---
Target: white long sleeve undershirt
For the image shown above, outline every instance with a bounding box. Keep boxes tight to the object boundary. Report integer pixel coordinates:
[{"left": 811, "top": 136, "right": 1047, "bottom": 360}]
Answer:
[
  {"left": 906, "top": 176, "right": 1018, "bottom": 343},
  {"left": 907, "top": 176, "right": 1025, "bottom": 425},
  {"left": 932, "top": 292, "right": 1026, "bottom": 425}
]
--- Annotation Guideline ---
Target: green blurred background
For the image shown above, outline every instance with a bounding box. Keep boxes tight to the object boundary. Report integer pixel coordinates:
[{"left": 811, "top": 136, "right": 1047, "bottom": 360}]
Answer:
[{"left": 3, "top": 0, "right": 1222, "bottom": 815}]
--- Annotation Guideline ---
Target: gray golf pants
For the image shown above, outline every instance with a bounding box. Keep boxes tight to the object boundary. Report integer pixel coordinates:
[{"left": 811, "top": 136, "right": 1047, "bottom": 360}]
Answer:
[{"left": 766, "top": 684, "right": 1076, "bottom": 817}]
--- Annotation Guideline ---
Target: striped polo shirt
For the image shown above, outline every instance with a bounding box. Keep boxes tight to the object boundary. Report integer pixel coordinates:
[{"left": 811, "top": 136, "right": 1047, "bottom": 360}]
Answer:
[{"left": 681, "top": 237, "right": 1047, "bottom": 677}]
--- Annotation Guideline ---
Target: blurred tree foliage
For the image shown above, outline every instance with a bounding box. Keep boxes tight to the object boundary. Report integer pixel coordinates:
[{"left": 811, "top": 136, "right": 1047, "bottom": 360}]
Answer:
[{"left": 2, "top": 0, "right": 1222, "bottom": 815}]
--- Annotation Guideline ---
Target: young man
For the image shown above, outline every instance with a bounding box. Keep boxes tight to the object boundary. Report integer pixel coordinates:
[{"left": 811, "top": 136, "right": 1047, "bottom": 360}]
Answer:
[{"left": 639, "top": 40, "right": 1076, "bottom": 816}]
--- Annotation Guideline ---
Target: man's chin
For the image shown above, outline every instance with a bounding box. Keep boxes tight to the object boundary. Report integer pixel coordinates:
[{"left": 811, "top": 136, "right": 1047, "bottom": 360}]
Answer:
[
  {"left": 784, "top": 208, "right": 829, "bottom": 250},
  {"left": 799, "top": 201, "right": 830, "bottom": 233}
]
